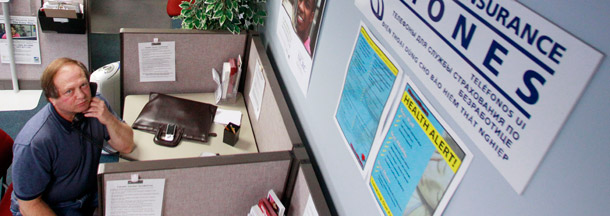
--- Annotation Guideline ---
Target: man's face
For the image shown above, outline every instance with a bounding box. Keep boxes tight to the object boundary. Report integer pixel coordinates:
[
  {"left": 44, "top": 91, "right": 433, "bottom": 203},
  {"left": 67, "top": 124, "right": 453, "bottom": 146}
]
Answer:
[
  {"left": 48, "top": 64, "right": 92, "bottom": 121},
  {"left": 296, "top": 0, "right": 315, "bottom": 36}
]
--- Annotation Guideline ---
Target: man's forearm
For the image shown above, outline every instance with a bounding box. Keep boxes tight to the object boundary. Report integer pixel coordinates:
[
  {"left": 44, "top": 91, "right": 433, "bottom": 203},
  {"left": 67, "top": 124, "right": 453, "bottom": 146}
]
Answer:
[
  {"left": 18, "top": 197, "right": 56, "bottom": 216},
  {"left": 106, "top": 117, "right": 135, "bottom": 154}
]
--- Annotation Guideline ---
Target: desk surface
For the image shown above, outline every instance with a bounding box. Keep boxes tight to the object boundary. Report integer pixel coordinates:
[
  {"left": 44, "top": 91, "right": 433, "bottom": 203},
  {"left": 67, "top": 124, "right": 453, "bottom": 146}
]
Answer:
[{"left": 121, "top": 93, "right": 257, "bottom": 161}]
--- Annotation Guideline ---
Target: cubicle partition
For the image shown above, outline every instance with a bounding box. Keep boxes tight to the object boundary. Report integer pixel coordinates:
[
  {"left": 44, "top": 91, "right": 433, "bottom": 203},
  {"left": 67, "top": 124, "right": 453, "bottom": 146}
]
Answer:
[
  {"left": 97, "top": 150, "right": 330, "bottom": 215},
  {"left": 119, "top": 28, "right": 297, "bottom": 153},
  {"left": 244, "top": 36, "right": 301, "bottom": 152},
  {"left": 98, "top": 152, "right": 292, "bottom": 215},
  {"left": 120, "top": 29, "right": 248, "bottom": 97},
  {"left": 100, "top": 29, "right": 332, "bottom": 215}
]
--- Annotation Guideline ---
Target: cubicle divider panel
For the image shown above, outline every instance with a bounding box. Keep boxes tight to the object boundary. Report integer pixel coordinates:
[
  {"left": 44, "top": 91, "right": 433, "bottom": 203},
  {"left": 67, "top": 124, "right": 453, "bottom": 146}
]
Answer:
[
  {"left": 98, "top": 151, "right": 293, "bottom": 216},
  {"left": 245, "top": 36, "right": 302, "bottom": 152},
  {"left": 288, "top": 162, "right": 332, "bottom": 216},
  {"left": 120, "top": 28, "right": 248, "bottom": 107}
]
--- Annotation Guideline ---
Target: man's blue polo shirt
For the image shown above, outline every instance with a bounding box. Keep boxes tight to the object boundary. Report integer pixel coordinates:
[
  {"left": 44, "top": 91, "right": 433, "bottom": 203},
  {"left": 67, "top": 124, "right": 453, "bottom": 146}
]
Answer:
[{"left": 11, "top": 95, "right": 115, "bottom": 209}]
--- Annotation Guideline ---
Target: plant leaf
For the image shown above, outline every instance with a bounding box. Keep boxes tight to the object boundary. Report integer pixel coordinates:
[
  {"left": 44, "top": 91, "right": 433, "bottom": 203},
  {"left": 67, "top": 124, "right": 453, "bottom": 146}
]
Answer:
[
  {"left": 245, "top": 9, "right": 253, "bottom": 19},
  {"left": 206, "top": 6, "right": 215, "bottom": 16},
  {"left": 204, "top": 0, "right": 217, "bottom": 4},
  {"left": 214, "top": 2, "right": 224, "bottom": 12},
  {"left": 256, "top": 10, "right": 267, "bottom": 17},
  {"left": 179, "top": 1, "right": 191, "bottom": 9},
  {"left": 181, "top": 9, "right": 192, "bottom": 17},
  {"left": 225, "top": 0, "right": 233, "bottom": 10},
  {"left": 205, "top": 4, "right": 215, "bottom": 13},
  {"left": 213, "top": 10, "right": 222, "bottom": 19},
  {"left": 225, "top": 10, "right": 234, "bottom": 21},
  {"left": 233, "top": 1, "right": 239, "bottom": 11},
  {"left": 195, "top": 10, "right": 203, "bottom": 20},
  {"left": 220, "top": 14, "right": 227, "bottom": 26},
  {"left": 194, "top": 19, "right": 201, "bottom": 29}
]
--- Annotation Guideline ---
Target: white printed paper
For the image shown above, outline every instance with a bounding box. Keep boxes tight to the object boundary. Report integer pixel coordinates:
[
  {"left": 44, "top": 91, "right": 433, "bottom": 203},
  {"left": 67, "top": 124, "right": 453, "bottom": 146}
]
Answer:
[
  {"left": 105, "top": 178, "right": 165, "bottom": 216},
  {"left": 0, "top": 16, "right": 41, "bottom": 64},
  {"left": 214, "top": 108, "right": 242, "bottom": 126},
  {"left": 138, "top": 41, "right": 176, "bottom": 82},
  {"left": 249, "top": 59, "right": 266, "bottom": 120},
  {"left": 213, "top": 68, "right": 222, "bottom": 104}
]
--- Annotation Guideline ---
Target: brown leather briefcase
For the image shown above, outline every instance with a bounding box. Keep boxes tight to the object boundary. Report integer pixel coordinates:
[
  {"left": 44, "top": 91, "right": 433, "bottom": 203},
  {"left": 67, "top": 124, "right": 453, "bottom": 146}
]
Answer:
[{"left": 132, "top": 92, "right": 217, "bottom": 147}]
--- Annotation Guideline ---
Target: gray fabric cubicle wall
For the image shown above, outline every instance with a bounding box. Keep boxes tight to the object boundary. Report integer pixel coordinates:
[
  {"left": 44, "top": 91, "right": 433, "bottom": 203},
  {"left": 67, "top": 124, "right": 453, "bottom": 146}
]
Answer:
[
  {"left": 245, "top": 35, "right": 302, "bottom": 152},
  {"left": 98, "top": 152, "right": 293, "bottom": 215},
  {"left": 119, "top": 29, "right": 297, "bottom": 153},
  {"left": 98, "top": 150, "right": 332, "bottom": 216},
  {"left": 107, "top": 29, "right": 332, "bottom": 215},
  {"left": 261, "top": 0, "right": 610, "bottom": 215},
  {"left": 120, "top": 29, "right": 248, "bottom": 99}
]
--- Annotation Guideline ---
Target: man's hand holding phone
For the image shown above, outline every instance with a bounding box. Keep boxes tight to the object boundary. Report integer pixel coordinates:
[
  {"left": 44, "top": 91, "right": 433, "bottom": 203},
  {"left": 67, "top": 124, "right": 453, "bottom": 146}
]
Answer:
[{"left": 83, "top": 97, "right": 116, "bottom": 126}]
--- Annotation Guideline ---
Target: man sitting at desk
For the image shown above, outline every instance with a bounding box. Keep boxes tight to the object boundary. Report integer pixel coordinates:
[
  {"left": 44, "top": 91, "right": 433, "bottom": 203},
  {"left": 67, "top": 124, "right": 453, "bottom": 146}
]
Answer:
[{"left": 10, "top": 58, "right": 135, "bottom": 215}]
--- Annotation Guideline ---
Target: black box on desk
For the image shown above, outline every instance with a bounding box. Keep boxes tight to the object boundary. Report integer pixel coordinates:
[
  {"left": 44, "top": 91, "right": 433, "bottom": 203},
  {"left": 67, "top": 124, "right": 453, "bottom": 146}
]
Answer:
[
  {"left": 223, "top": 123, "right": 240, "bottom": 146},
  {"left": 38, "top": 9, "right": 86, "bottom": 34}
]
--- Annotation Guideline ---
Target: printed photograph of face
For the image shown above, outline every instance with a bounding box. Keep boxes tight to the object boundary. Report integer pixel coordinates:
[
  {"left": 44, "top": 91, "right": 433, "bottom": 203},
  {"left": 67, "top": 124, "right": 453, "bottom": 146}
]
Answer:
[
  {"left": 283, "top": 0, "right": 325, "bottom": 57},
  {"left": 0, "top": 24, "right": 37, "bottom": 40}
]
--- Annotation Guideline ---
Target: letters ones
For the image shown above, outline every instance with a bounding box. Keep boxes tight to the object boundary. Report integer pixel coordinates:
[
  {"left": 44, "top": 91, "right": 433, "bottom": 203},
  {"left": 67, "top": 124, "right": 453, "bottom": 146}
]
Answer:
[
  {"left": 451, "top": 0, "right": 567, "bottom": 111},
  {"left": 401, "top": 0, "right": 566, "bottom": 118}
]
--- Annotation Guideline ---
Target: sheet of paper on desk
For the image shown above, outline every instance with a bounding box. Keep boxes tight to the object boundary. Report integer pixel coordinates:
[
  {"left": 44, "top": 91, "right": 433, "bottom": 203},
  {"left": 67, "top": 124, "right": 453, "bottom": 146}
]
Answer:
[{"left": 214, "top": 108, "right": 242, "bottom": 126}]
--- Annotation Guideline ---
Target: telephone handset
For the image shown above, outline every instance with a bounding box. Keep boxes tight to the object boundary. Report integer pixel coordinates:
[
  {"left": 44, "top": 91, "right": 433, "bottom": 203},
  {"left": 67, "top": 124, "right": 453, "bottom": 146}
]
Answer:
[{"left": 72, "top": 82, "right": 97, "bottom": 127}]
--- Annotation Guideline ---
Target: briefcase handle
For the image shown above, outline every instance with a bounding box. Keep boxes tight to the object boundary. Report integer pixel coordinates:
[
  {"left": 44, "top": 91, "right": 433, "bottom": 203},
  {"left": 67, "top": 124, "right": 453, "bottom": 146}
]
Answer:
[{"left": 153, "top": 124, "right": 184, "bottom": 147}]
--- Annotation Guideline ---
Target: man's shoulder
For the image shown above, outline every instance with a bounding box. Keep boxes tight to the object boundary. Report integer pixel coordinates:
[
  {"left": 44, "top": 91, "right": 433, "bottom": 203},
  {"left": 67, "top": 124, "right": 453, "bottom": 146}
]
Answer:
[{"left": 14, "top": 104, "right": 56, "bottom": 145}]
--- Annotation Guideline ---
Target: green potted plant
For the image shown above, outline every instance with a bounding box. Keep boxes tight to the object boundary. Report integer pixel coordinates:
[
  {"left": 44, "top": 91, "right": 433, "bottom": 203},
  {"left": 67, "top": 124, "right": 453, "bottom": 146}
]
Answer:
[{"left": 176, "top": 0, "right": 267, "bottom": 34}]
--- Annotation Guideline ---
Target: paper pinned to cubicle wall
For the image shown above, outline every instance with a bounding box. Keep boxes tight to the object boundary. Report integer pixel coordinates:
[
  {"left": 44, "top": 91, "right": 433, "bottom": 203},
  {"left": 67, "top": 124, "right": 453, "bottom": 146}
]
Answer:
[
  {"left": 249, "top": 59, "right": 266, "bottom": 120},
  {"left": 105, "top": 178, "right": 165, "bottom": 216},
  {"left": 138, "top": 41, "right": 176, "bottom": 82}
]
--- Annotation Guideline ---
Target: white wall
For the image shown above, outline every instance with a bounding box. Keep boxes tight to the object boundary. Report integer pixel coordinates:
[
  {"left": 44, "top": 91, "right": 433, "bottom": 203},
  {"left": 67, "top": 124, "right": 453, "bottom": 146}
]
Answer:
[{"left": 263, "top": 0, "right": 610, "bottom": 215}]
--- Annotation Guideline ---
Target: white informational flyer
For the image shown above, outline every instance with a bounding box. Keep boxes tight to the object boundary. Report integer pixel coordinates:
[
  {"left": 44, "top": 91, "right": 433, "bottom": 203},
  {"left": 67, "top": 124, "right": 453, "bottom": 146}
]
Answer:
[
  {"left": 0, "top": 16, "right": 41, "bottom": 64},
  {"left": 248, "top": 59, "right": 266, "bottom": 120},
  {"left": 276, "top": 0, "right": 327, "bottom": 96},
  {"left": 356, "top": 0, "right": 603, "bottom": 193},
  {"left": 138, "top": 41, "right": 176, "bottom": 82},
  {"left": 105, "top": 178, "right": 166, "bottom": 216}
]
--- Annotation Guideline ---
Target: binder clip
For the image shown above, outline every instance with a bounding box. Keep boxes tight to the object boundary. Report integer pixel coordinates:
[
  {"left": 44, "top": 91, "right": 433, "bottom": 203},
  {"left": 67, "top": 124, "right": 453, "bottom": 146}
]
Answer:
[
  {"left": 128, "top": 173, "right": 143, "bottom": 184},
  {"left": 152, "top": 38, "right": 161, "bottom": 45}
]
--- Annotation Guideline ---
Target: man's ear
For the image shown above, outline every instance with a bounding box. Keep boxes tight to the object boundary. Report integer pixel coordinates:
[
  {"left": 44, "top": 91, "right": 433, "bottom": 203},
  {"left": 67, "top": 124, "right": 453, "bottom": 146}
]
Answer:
[{"left": 48, "top": 97, "right": 58, "bottom": 107}]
